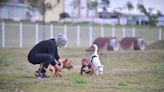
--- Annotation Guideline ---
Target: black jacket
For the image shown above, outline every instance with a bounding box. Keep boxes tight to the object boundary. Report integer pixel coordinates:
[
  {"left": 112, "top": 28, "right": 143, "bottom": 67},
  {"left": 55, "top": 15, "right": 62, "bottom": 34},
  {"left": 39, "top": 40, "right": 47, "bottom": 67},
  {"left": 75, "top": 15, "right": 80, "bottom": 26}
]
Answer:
[{"left": 28, "top": 39, "right": 60, "bottom": 64}]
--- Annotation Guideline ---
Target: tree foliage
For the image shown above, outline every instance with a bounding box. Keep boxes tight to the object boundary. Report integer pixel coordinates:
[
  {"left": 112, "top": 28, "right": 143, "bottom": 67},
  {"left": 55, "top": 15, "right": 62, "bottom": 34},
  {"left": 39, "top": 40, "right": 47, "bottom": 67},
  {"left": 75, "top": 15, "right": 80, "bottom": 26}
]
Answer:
[
  {"left": 0, "top": 0, "right": 8, "bottom": 7},
  {"left": 137, "top": 3, "right": 162, "bottom": 26},
  {"left": 101, "top": 0, "right": 110, "bottom": 11},
  {"left": 137, "top": 4, "right": 148, "bottom": 15},
  {"left": 27, "top": 0, "right": 53, "bottom": 15},
  {"left": 126, "top": 1, "right": 134, "bottom": 12},
  {"left": 60, "top": 12, "right": 70, "bottom": 19},
  {"left": 87, "top": 0, "right": 98, "bottom": 10},
  {"left": 0, "top": 0, "right": 8, "bottom": 3},
  {"left": 156, "top": 10, "right": 163, "bottom": 17},
  {"left": 70, "top": 0, "right": 80, "bottom": 9}
]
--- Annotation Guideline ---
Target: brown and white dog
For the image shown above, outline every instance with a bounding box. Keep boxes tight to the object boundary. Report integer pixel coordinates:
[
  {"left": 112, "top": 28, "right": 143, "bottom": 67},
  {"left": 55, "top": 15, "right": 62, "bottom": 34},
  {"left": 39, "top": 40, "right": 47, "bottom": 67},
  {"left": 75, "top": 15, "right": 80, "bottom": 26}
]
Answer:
[
  {"left": 90, "top": 44, "right": 104, "bottom": 75},
  {"left": 80, "top": 58, "right": 94, "bottom": 77},
  {"left": 48, "top": 58, "right": 73, "bottom": 77}
]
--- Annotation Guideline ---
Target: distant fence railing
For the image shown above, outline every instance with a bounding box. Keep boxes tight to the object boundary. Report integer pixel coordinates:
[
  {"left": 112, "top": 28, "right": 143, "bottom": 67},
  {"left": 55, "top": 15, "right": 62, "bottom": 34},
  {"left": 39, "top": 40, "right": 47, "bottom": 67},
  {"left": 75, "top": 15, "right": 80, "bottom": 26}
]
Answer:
[{"left": 0, "top": 22, "right": 163, "bottom": 48}]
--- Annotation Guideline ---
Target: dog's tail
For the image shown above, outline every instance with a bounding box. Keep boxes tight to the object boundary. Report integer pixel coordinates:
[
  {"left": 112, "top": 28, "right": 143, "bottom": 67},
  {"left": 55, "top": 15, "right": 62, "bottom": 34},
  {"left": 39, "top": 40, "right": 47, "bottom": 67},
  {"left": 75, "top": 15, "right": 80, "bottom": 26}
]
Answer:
[{"left": 93, "top": 44, "right": 98, "bottom": 55}]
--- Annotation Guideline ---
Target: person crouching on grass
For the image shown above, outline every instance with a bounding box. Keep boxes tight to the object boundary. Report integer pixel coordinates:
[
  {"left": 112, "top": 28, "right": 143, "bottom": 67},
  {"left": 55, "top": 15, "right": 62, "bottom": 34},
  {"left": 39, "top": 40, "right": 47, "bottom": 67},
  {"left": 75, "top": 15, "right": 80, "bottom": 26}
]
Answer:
[{"left": 28, "top": 34, "right": 68, "bottom": 79}]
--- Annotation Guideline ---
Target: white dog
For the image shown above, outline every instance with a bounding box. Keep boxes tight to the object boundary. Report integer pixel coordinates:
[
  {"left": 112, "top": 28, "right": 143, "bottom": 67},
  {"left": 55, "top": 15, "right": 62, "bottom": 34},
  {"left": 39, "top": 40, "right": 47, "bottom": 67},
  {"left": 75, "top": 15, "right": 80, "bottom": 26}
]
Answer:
[{"left": 90, "top": 44, "right": 104, "bottom": 75}]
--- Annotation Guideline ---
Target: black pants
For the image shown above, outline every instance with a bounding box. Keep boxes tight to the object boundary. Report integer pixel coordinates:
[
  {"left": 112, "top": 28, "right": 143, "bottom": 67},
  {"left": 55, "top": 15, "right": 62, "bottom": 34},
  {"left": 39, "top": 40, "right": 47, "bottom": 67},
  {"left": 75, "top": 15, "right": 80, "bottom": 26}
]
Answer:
[{"left": 28, "top": 52, "right": 53, "bottom": 68}]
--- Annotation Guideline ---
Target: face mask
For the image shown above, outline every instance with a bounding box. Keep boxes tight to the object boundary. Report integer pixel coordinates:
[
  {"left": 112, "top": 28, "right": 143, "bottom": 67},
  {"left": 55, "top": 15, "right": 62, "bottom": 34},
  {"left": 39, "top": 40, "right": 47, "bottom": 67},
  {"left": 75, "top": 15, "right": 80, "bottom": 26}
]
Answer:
[
  {"left": 57, "top": 40, "right": 66, "bottom": 48},
  {"left": 58, "top": 43, "right": 66, "bottom": 48},
  {"left": 56, "top": 34, "right": 67, "bottom": 48}
]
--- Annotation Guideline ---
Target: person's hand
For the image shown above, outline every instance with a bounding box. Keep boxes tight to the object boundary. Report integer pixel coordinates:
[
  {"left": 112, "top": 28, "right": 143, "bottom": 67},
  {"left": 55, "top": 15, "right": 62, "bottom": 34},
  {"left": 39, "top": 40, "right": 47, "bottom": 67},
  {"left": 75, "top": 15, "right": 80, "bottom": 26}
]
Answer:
[
  {"left": 55, "top": 64, "right": 62, "bottom": 72},
  {"left": 58, "top": 59, "right": 63, "bottom": 69}
]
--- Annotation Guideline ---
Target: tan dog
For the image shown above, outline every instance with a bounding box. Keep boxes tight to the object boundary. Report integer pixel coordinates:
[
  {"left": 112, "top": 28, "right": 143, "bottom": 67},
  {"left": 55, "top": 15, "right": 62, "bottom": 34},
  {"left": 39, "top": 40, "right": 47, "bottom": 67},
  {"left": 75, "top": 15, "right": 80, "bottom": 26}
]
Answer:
[
  {"left": 80, "top": 58, "right": 94, "bottom": 77},
  {"left": 48, "top": 58, "right": 73, "bottom": 77}
]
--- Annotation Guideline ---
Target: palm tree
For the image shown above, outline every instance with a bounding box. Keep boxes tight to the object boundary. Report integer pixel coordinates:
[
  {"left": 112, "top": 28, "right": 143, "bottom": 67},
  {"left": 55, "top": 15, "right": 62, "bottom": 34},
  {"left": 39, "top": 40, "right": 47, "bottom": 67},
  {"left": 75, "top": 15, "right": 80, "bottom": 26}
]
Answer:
[
  {"left": 71, "top": 0, "right": 81, "bottom": 17},
  {"left": 156, "top": 10, "right": 163, "bottom": 17},
  {"left": 126, "top": 1, "right": 134, "bottom": 14},
  {"left": 137, "top": 3, "right": 158, "bottom": 26},
  {"left": 0, "top": 0, "right": 8, "bottom": 3},
  {"left": 0, "top": 0, "right": 8, "bottom": 7},
  {"left": 137, "top": 4, "right": 147, "bottom": 15},
  {"left": 87, "top": 0, "right": 98, "bottom": 18},
  {"left": 100, "top": 0, "right": 110, "bottom": 11}
]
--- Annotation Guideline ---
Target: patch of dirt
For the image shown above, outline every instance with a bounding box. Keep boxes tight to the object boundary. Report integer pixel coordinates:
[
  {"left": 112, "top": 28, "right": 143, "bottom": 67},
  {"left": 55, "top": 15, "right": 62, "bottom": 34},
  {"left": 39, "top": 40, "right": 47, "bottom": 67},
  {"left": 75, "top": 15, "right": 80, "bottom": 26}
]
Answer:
[{"left": 147, "top": 40, "right": 164, "bottom": 50}]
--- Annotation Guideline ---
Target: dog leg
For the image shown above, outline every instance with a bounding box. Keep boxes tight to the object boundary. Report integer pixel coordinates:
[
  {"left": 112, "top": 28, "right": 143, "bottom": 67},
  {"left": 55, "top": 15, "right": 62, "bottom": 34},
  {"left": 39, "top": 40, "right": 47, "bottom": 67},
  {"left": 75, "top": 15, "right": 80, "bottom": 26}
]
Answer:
[
  {"left": 80, "top": 67, "right": 84, "bottom": 76},
  {"left": 96, "top": 70, "right": 99, "bottom": 76},
  {"left": 57, "top": 72, "right": 62, "bottom": 77},
  {"left": 55, "top": 69, "right": 62, "bottom": 77},
  {"left": 48, "top": 65, "right": 56, "bottom": 77}
]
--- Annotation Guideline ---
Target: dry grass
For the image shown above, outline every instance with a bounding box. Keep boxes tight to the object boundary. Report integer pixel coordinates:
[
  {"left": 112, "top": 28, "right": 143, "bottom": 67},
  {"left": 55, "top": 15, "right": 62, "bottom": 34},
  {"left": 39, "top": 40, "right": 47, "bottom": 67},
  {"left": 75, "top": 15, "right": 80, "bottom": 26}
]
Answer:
[{"left": 0, "top": 48, "right": 164, "bottom": 92}]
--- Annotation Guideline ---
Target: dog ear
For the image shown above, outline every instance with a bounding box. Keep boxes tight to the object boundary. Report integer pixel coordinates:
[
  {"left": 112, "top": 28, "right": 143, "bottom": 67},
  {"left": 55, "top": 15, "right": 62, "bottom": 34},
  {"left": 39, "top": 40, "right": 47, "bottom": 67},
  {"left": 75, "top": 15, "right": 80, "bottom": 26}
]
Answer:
[{"left": 63, "top": 58, "right": 68, "bottom": 64}]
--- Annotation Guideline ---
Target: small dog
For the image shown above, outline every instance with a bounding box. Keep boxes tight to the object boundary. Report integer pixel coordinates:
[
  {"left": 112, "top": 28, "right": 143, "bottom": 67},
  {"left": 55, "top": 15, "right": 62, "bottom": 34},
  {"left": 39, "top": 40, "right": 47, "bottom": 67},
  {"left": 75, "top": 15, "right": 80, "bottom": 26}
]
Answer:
[
  {"left": 90, "top": 44, "right": 104, "bottom": 75},
  {"left": 80, "top": 58, "right": 94, "bottom": 77},
  {"left": 48, "top": 58, "right": 73, "bottom": 77}
]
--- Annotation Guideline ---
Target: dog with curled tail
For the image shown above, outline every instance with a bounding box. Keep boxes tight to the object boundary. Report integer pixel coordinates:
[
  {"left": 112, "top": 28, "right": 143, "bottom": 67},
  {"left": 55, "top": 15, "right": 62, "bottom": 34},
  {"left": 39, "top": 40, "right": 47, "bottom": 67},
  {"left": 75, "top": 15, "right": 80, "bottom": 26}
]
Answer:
[{"left": 90, "top": 44, "right": 104, "bottom": 75}]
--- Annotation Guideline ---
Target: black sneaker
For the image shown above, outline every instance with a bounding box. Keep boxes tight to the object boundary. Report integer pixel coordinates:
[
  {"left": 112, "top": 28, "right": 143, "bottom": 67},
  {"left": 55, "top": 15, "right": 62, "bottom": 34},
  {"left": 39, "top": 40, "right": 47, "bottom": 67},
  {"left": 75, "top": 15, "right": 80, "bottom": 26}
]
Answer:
[
  {"left": 34, "top": 70, "right": 41, "bottom": 77},
  {"left": 41, "top": 73, "right": 49, "bottom": 78},
  {"left": 34, "top": 70, "right": 48, "bottom": 79}
]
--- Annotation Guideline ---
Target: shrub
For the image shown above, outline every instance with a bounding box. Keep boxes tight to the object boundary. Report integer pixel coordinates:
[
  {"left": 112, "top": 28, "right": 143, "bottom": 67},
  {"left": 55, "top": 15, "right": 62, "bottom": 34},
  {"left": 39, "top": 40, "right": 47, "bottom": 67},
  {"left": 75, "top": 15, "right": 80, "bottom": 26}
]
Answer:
[
  {"left": 60, "top": 12, "right": 70, "bottom": 19},
  {"left": 114, "top": 81, "right": 129, "bottom": 87},
  {"left": 0, "top": 57, "right": 9, "bottom": 67},
  {"left": 71, "top": 75, "right": 89, "bottom": 84}
]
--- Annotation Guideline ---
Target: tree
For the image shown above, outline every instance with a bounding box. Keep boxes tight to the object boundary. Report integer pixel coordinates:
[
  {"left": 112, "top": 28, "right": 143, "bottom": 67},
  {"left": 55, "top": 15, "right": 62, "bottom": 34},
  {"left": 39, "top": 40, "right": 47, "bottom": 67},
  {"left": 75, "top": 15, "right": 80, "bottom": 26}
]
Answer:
[
  {"left": 87, "top": 0, "right": 98, "bottom": 18},
  {"left": 60, "top": 12, "right": 70, "bottom": 19},
  {"left": 137, "top": 4, "right": 147, "bottom": 15},
  {"left": 137, "top": 3, "right": 159, "bottom": 26},
  {"left": 0, "top": 0, "right": 8, "bottom": 7},
  {"left": 126, "top": 1, "right": 134, "bottom": 13},
  {"left": 100, "top": 0, "right": 110, "bottom": 11},
  {"left": 27, "top": 0, "right": 60, "bottom": 23},
  {"left": 0, "top": 0, "right": 8, "bottom": 3},
  {"left": 156, "top": 10, "right": 163, "bottom": 17},
  {"left": 70, "top": 0, "right": 81, "bottom": 17}
]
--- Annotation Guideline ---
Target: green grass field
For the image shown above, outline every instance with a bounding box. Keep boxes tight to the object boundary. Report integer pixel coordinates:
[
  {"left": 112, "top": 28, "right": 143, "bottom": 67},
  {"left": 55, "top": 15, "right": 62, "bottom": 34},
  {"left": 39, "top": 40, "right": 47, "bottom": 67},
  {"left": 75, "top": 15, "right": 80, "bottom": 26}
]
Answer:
[{"left": 0, "top": 48, "right": 164, "bottom": 92}]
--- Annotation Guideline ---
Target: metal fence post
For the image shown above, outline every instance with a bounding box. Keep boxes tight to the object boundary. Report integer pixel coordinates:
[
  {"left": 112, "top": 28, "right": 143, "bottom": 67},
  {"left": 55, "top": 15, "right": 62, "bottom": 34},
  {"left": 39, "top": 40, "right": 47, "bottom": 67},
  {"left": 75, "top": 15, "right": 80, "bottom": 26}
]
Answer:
[
  {"left": 64, "top": 24, "right": 67, "bottom": 36},
  {"left": 50, "top": 24, "right": 53, "bottom": 38},
  {"left": 89, "top": 24, "right": 93, "bottom": 46},
  {"left": 19, "top": 22, "right": 23, "bottom": 48},
  {"left": 112, "top": 25, "right": 115, "bottom": 37},
  {"left": 159, "top": 28, "right": 162, "bottom": 40},
  {"left": 77, "top": 25, "right": 80, "bottom": 47},
  {"left": 101, "top": 24, "right": 104, "bottom": 37},
  {"left": 35, "top": 23, "right": 38, "bottom": 44},
  {"left": 123, "top": 27, "right": 125, "bottom": 38},
  {"left": 2, "top": 21, "right": 5, "bottom": 48},
  {"left": 132, "top": 27, "right": 136, "bottom": 37}
]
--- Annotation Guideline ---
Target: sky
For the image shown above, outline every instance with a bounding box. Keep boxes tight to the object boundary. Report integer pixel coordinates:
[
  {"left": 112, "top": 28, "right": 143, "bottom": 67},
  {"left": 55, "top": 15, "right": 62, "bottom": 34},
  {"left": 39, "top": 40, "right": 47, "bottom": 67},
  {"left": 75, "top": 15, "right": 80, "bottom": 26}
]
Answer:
[{"left": 65, "top": 0, "right": 164, "bottom": 16}]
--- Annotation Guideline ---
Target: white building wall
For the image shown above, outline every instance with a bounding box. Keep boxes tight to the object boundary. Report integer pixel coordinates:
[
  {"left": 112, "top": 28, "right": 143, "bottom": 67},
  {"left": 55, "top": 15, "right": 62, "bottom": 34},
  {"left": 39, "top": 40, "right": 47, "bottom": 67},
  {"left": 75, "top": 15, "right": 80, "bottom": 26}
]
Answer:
[{"left": 0, "top": 3, "right": 41, "bottom": 21}]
